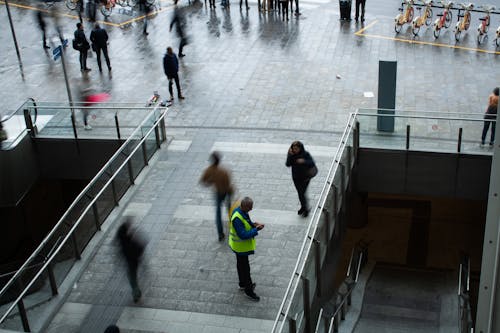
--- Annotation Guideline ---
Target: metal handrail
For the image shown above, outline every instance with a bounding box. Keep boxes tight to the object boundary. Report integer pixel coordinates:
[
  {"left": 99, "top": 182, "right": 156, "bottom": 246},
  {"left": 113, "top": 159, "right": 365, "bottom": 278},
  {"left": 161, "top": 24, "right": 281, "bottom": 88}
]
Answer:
[
  {"left": 0, "top": 105, "right": 167, "bottom": 323},
  {"left": 0, "top": 99, "right": 35, "bottom": 124},
  {"left": 357, "top": 112, "right": 488, "bottom": 122},
  {"left": 458, "top": 254, "right": 474, "bottom": 333},
  {"left": 272, "top": 111, "right": 358, "bottom": 332}
]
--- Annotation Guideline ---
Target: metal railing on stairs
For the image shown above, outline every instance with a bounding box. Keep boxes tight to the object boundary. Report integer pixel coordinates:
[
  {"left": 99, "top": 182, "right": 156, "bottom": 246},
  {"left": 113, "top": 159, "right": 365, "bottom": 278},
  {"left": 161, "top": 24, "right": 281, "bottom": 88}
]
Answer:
[
  {"left": 458, "top": 254, "right": 474, "bottom": 333},
  {"left": 0, "top": 102, "right": 168, "bottom": 332},
  {"left": 315, "top": 242, "right": 368, "bottom": 333}
]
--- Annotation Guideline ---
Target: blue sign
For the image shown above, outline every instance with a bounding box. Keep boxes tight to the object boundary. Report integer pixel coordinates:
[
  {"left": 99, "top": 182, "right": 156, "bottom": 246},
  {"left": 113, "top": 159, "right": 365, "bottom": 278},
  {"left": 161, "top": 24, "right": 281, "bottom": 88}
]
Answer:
[
  {"left": 52, "top": 40, "right": 68, "bottom": 61},
  {"left": 53, "top": 46, "right": 62, "bottom": 61}
]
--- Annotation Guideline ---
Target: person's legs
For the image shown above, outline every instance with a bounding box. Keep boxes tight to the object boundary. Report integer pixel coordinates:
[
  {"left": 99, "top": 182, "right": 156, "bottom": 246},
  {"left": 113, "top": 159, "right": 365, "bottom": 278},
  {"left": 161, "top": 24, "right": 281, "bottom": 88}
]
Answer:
[
  {"left": 102, "top": 45, "right": 111, "bottom": 70},
  {"left": 355, "top": 0, "right": 360, "bottom": 20},
  {"left": 174, "top": 74, "right": 183, "bottom": 98},
  {"left": 491, "top": 121, "right": 496, "bottom": 145},
  {"left": 127, "top": 260, "right": 141, "bottom": 302},
  {"left": 236, "top": 254, "right": 252, "bottom": 290},
  {"left": 293, "top": 178, "right": 309, "bottom": 213},
  {"left": 79, "top": 51, "right": 85, "bottom": 70},
  {"left": 42, "top": 30, "right": 49, "bottom": 48},
  {"left": 96, "top": 47, "right": 102, "bottom": 71},
  {"left": 82, "top": 49, "right": 88, "bottom": 70},
  {"left": 168, "top": 78, "right": 174, "bottom": 100},
  {"left": 179, "top": 39, "right": 186, "bottom": 56},
  {"left": 360, "top": 0, "right": 366, "bottom": 20},
  {"left": 215, "top": 192, "right": 225, "bottom": 239},
  {"left": 482, "top": 121, "right": 491, "bottom": 145}
]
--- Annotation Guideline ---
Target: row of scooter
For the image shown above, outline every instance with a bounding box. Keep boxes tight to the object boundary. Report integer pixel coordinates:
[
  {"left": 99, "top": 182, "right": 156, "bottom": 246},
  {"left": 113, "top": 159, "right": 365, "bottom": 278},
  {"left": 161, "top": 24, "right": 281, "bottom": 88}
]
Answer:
[{"left": 395, "top": 0, "right": 500, "bottom": 45}]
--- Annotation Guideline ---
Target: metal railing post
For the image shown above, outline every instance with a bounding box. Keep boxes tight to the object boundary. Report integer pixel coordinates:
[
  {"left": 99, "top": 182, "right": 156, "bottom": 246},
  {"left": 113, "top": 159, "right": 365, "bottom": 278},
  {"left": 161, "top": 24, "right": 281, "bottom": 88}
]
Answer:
[
  {"left": 111, "top": 179, "right": 119, "bottom": 206},
  {"left": 323, "top": 208, "right": 330, "bottom": 242},
  {"left": 71, "top": 233, "right": 81, "bottom": 260},
  {"left": 47, "top": 263, "right": 58, "bottom": 296},
  {"left": 154, "top": 124, "right": 161, "bottom": 148},
  {"left": 314, "top": 239, "right": 321, "bottom": 297},
  {"left": 160, "top": 117, "right": 167, "bottom": 142},
  {"left": 458, "top": 127, "right": 463, "bottom": 153},
  {"left": 92, "top": 202, "right": 101, "bottom": 230},
  {"left": 114, "top": 113, "right": 121, "bottom": 140},
  {"left": 354, "top": 121, "right": 360, "bottom": 162},
  {"left": 406, "top": 125, "right": 410, "bottom": 150},
  {"left": 141, "top": 141, "right": 148, "bottom": 166},
  {"left": 302, "top": 276, "right": 311, "bottom": 333},
  {"left": 16, "top": 280, "right": 30, "bottom": 332},
  {"left": 127, "top": 160, "right": 135, "bottom": 185},
  {"left": 333, "top": 186, "right": 338, "bottom": 216},
  {"left": 289, "top": 317, "right": 297, "bottom": 333}
]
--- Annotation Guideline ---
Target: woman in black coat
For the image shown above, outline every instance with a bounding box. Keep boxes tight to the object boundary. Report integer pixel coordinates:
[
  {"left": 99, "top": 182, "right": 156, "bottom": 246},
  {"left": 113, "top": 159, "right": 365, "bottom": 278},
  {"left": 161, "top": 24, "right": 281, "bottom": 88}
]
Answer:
[{"left": 286, "top": 141, "right": 315, "bottom": 217}]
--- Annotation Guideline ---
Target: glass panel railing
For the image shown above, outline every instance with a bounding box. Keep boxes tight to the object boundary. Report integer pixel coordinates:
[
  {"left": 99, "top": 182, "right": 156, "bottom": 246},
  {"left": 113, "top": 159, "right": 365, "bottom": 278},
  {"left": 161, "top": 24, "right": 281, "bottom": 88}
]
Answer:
[
  {"left": 0, "top": 104, "right": 168, "bottom": 331},
  {"left": 357, "top": 109, "right": 489, "bottom": 155}
]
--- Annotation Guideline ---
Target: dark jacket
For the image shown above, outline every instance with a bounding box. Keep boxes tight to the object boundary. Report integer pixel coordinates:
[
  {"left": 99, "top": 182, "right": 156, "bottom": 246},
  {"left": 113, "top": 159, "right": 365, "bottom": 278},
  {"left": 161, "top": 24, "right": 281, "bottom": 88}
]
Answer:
[
  {"left": 163, "top": 53, "right": 179, "bottom": 78},
  {"left": 90, "top": 27, "right": 108, "bottom": 48},
  {"left": 74, "top": 29, "right": 90, "bottom": 50},
  {"left": 36, "top": 12, "right": 46, "bottom": 30},
  {"left": 286, "top": 143, "right": 315, "bottom": 181}
]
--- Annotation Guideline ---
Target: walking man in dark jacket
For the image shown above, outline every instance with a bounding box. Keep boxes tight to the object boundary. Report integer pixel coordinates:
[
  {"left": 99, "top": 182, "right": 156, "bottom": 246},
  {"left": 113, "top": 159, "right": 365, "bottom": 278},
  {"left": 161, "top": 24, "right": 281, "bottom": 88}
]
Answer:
[
  {"left": 163, "top": 47, "right": 184, "bottom": 102},
  {"left": 36, "top": 11, "right": 50, "bottom": 49},
  {"left": 170, "top": 3, "right": 188, "bottom": 57},
  {"left": 90, "top": 23, "right": 111, "bottom": 72},
  {"left": 74, "top": 23, "right": 91, "bottom": 72}
]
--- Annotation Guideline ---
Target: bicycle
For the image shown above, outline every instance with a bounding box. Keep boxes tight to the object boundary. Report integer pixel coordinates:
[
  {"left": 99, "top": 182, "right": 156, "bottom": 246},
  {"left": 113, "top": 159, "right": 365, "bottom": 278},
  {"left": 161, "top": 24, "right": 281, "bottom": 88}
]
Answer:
[
  {"left": 433, "top": 0, "right": 453, "bottom": 38},
  {"left": 495, "top": 25, "right": 500, "bottom": 47},
  {"left": 477, "top": 5, "right": 495, "bottom": 44},
  {"left": 66, "top": 0, "right": 79, "bottom": 10},
  {"left": 101, "top": 0, "right": 116, "bottom": 17},
  {"left": 454, "top": 3, "right": 474, "bottom": 42},
  {"left": 412, "top": 0, "right": 433, "bottom": 36},
  {"left": 395, "top": 0, "right": 415, "bottom": 33}
]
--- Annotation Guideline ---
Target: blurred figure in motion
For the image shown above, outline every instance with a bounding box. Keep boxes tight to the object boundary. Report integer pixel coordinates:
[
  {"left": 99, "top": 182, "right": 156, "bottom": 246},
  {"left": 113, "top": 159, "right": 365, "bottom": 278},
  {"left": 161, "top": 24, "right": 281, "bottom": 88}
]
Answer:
[
  {"left": 117, "top": 218, "right": 147, "bottom": 303},
  {"left": 78, "top": 81, "right": 110, "bottom": 130},
  {"left": 139, "top": 0, "right": 153, "bottom": 35},
  {"left": 104, "top": 325, "right": 120, "bottom": 333},
  {"left": 170, "top": 1, "right": 189, "bottom": 57},
  {"left": 36, "top": 11, "right": 50, "bottom": 49},
  {"left": 0, "top": 122, "right": 8, "bottom": 147}
]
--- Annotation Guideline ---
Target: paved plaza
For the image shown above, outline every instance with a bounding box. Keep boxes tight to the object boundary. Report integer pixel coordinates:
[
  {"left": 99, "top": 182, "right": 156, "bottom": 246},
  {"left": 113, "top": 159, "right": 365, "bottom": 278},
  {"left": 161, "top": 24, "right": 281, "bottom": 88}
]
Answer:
[{"left": 0, "top": 0, "right": 499, "bottom": 331}]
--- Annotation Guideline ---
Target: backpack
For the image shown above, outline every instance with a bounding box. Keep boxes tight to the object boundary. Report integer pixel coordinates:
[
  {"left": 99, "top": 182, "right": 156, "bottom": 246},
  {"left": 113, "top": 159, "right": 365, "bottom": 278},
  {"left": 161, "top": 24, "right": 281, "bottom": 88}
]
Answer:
[{"left": 72, "top": 39, "right": 81, "bottom": 51}]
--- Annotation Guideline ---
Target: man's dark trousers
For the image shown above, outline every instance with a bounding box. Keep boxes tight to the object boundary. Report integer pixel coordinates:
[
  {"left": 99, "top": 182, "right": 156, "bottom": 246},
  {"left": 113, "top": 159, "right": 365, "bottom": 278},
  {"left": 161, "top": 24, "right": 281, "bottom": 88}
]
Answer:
[
  {"left": 168, "top": 73, "right": 182, "bottom": 98},
  {"left": 95, "top": 45, "right": 111, "bottom": 71},
  {"left": 236, "top": 254, "right": 253, "bottom": 293},
  {"left": 355, "top": 0, "right": 365, "bottom": 20}
]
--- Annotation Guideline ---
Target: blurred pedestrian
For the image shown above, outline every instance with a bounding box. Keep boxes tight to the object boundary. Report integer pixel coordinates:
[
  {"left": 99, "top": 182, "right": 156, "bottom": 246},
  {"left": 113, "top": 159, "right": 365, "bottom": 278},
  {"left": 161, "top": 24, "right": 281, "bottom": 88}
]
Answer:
[
  {"left": 208, "top": 0, "right": 216, "bottom": 9},
  {"left": 481, "top": 87, "right": 499, "bottom": 147},
  {"left": 88, "top": 0, "right": 97, "bottom": 22},
  {"left": 170, "top": 2, "right": 188, "bottom": 57},
  {"left": 163, "top": 47, "right": 185, "bottom": 102},
  {"left": 36, "top": 11, "right": 50, "bottom": 49},
  {"left": 229, "top": 197, "right": 264, "bottom": 301},
  {"left": 0, "top": 122, "right": 7, "bottom": 144},
  {"left": 77, "top": 0, "right": 84, "bottom": 23},
  {"left": 139, "top": 0, "right": 153, "bottom": 35},
  {"left": 90, "top": 23, "right": 112, "bottom": 72},
  {"left": 104, "top": 325, "right": 120, "bottom": 333},
  {"left": 240, "top": 0, "right": 249, "bottom": 10},
  {"left": 286, "top": 141, "right": 317, "bottom": 218},
  {"left": 354, "top": 0, "right": 366, "bottom": 22},
  {"left": 200, "top": 151, "right": 234, "bottom": 241},
  {"left": 74, "top": 23, "right": 91, "bottom": 72},
  {"left": 117, "top": 219, "right": 146, "bottom": 303}
]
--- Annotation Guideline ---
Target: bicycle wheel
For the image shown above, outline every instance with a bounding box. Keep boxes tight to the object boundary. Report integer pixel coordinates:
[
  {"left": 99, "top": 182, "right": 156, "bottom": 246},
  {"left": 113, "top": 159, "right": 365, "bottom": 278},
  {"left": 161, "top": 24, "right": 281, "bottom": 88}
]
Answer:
[
  {"left": 101, "top": 4, "right": 113, "bottom": 16},
  {"left": 464, "top": 14, "right": 470, "bottom": 30},
  {"left": 116, "top": 0, "right": 127, "bottom": 6},
  {"left": 127, "top": 0, "right": 137, "bottom": 7},
  {"left": 425, "top": 8, "right": 433, "bottom": 26},
  {"left": 433, "top": 26, "right": 440, "bottom": 38},
  {"left": 146, "top": 0, "right": 155, "bottom": 5},
  {"left": 66, "top": 0, "right": 78, "bottom": 9},
  {"left": 496, "top": 37, "right": 500, "bottom": 47},
  {"left": 408, "top": 7, "right": 414, "bottom": 22},
  {"left": 395, "top": 23, "right": 402, "bottom": 33},
  {"left": 412, "top": 22, "right": 420, "bottom": 36},
  {"left": 477, "top": 33, "right": 482, "bottom": 44},
  {"left": 444, "top": 11, "right": 452, "bottom": 28},
  {"left": 455, "top": 29, "right": 461, "bottom": 42}
]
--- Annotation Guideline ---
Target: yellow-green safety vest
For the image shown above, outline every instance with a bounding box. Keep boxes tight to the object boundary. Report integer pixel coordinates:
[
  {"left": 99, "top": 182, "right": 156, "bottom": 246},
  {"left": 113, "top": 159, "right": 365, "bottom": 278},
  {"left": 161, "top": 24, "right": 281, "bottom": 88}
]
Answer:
[{"left": 228, "top": 210, "right": 256, "bottom": 253}]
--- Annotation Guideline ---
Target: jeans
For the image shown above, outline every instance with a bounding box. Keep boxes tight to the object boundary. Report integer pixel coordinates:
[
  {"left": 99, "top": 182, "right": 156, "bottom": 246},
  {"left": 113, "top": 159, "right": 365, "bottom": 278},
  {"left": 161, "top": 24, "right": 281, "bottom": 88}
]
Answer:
[
  {"left": 481, "top": 117, "right": 496, "bottom": 144},
  {"left": 79, "top": 49, "right": 88, "bottom": 70},
  {"left": 95, "top": 45, "right": 111, "bottom": 71},
  {"left": 293, "top": 177, "right": 310, "bottom": 211},
  {"left": 215, "top": 192, "right": 231, "bottom": 237},
  {"left": 168, "top": 73, "right": 182, "bottom": 98},
  {"left": 236, "top": 254, "right": 253, "bottom": 292}
]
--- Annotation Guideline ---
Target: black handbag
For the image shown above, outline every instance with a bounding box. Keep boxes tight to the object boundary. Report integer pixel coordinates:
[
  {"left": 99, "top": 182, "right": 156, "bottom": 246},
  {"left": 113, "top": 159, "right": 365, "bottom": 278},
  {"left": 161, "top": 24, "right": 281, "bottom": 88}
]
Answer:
[
  {"left": 308, "top": 165, "right": 318, "bottom": 178},
  {"left": 72, "top": 39, "right": 81, "bottom": 51}
]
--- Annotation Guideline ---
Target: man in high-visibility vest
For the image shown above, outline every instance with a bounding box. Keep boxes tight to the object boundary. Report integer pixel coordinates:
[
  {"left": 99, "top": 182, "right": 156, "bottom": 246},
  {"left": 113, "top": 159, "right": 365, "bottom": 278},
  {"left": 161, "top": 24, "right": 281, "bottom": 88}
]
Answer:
[{"left": 229, "top": 197, "right": 264, "bottom": 301}]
